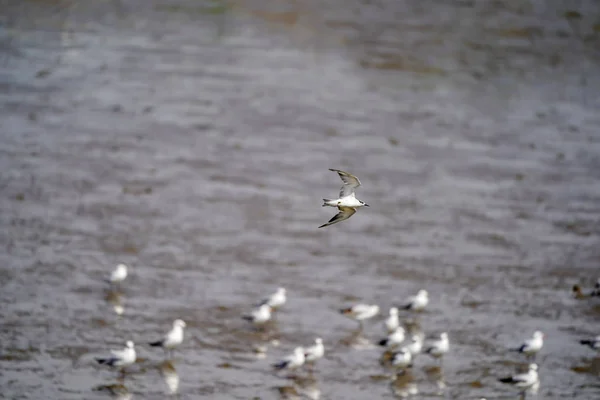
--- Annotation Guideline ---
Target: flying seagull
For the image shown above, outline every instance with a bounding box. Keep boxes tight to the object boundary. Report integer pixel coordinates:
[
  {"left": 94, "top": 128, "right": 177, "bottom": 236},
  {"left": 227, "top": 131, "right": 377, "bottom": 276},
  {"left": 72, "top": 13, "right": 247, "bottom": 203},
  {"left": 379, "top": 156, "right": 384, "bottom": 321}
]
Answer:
[{"left": 319, "top": 169, "right": 369, "bottom": 228}]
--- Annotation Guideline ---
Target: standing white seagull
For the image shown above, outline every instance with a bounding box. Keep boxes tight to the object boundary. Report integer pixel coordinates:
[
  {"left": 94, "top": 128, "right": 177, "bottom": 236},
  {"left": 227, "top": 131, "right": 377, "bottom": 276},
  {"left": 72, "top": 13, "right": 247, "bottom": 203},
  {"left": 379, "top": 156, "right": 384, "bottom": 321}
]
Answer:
[
  {"left": 424, "top": 332, "right": 449, "bottom": 361},
  {"left": 499, "top": 363, "right": 539, "bottom": 393},
  {"left": 401, "top": 290, "right": 429, "bottom": 312},
  {"left": 96, "top": 340, "right": 136, "bottom": 377},
  {"left": 512, "top": 331, "right": 544, "bottom": 358},
  {"left": 243, "top": 304, "right": 272, "bottom": 326},
  {"left": 385, "top": 307, "right": 400, "bottom": 333},
  {"left": 340, "top": 304, "right": 379, "bottom": 329},
  {"left": 319, "top": 169, "right": 369, "bottom": 228},
  {"left": 109, "top": 263, "right": 128, "bottom": 285},
  {"left": 273, "top": 347, "right": 305, "bottom": 371},
  {"left": 304, "top": 337, "right": 325, "bottom": 371},
  {"left": 260, "top": 287, "right": 287, "bottom": 309},
  {"left": 150, "top": 319, "right": 187, "bottom": 358},
  {"left": 379, "top": 326, "right": 406, "bottom": 348}
]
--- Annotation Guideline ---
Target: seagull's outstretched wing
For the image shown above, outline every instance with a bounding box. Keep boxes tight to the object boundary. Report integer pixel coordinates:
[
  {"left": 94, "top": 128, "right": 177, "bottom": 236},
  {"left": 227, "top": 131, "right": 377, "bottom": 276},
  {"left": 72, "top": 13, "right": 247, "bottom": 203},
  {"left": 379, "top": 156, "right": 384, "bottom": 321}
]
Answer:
[
  {"left": 329, "top": 169, "right": 361, "bottom": 198},
  {"left": 319, "top": 206, "right": 356, "bottom": 228}
]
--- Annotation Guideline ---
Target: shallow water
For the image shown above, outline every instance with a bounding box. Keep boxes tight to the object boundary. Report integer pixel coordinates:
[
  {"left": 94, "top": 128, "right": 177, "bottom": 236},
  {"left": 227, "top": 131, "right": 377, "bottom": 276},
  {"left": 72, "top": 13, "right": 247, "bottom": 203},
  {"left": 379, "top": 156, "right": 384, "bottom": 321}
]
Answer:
[{"left": 1, "top": 0, "right": 600, "bottom": 399}]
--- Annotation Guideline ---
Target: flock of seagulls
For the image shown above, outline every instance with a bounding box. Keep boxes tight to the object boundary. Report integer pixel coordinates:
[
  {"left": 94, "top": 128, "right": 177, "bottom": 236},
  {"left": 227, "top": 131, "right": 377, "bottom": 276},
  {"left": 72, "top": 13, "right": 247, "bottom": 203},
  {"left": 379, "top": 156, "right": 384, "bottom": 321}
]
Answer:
[{"left": 91, "top": 169, "right": 599, "bottom": 399}]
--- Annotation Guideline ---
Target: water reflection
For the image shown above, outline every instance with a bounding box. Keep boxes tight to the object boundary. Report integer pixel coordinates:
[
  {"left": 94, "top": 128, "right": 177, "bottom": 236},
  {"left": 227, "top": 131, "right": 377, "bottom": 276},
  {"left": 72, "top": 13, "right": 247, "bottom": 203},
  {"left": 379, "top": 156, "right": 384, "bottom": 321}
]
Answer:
[
  {"left": 339, "top": 328, "right": 375, "bottom": 350},
  {"left": 390, "top": 371, "right": 418, "bottom": 399},
  {"left": 105, "top": 290, "right": 125, "bottom": 316},
  {"left": 93, "top": 383, "right": 132, "bottom": 400},
  {"left": 159, "top": 360, "right": 180, "bottom": 395},
  {"left": 424, "top": 366, "right": 446, "bottom": 396},
  {"left": 277, "top": 376, "right": 320, "bottom": 400}
]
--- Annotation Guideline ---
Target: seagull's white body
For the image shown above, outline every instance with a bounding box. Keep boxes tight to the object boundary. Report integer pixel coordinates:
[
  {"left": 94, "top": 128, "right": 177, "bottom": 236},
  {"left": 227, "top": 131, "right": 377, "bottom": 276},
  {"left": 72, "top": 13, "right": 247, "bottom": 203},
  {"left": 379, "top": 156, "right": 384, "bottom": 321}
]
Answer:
[
  {"left": 580, "top": 335, "right": 600, "bottom": 350},
  {"left": 402, "top": 290, "right": 428, "bottom": 311},
  {"left": 515, "top": 331, "right": 544, "bottom": 355},
  {"left": 261, "top": 287, "right": 286, "bottom": 309},
  {"left": 304, "top": 337, "right": 324, "bottom": 363},
  {"left": 110, "top": 263, "right": 128, "bottom": 284},
  {"left": 340, "top": 304, "right": 380, "bottom": 321},
  {"left": 385, "top": 307, "right": 400, "bottom": 333},
  {"left": 406, "top": 335, "right": 423, "bottom": 356},
  {"left": 97, "top": 341, "right": 136, "bottom": 367},
  {"left": 273, "top": 347, "right": 305, "bottom": 371},
  {"left": 319, "top": 169, "right": 369, "bottom": 228},
  {"left": 391, "top": 347, "right": 412, "bottom": 369},
  {"left": 499, "top": 363, "right": 539, "bottom": 389},
  {"left": 151, "top": 319, "right": 186, "bottom": 350},
  {"left": 379, "top": 327, "right": 406, "bottom": 348},
  {"left": 425, "top": 332, "right": 449, "bottom": 359},
  {"left": 244, "top": 304, "right": 272, "bottom": 324}
]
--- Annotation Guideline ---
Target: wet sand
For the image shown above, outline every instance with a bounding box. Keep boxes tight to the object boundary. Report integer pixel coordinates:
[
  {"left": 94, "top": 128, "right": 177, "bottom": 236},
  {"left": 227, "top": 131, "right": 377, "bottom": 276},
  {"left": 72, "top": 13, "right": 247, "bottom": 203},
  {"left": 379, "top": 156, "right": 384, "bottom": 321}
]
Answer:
[{"left": 1, "top": 0, "right": 600, "bottom": 399}]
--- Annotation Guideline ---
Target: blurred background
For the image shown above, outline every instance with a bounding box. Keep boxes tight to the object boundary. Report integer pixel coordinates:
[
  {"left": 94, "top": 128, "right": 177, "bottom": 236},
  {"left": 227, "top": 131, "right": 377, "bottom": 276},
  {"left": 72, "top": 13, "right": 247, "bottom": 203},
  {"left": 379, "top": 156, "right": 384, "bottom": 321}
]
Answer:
[{"left": 1, "top": 0, "right": 599, "bottom": 399}]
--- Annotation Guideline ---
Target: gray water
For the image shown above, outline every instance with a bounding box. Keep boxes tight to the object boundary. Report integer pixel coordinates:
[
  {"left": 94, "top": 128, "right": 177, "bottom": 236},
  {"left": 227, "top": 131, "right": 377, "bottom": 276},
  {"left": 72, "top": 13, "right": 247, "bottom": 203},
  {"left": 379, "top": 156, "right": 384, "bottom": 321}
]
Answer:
[{"left": 1, "top": 0, "right": 600, "bottom": 399}]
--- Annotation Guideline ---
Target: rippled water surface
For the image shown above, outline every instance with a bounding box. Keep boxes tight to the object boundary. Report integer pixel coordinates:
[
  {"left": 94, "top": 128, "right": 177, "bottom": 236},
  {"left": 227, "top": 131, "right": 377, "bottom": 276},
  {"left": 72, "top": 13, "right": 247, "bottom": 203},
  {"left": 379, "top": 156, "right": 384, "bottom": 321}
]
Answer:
[{"left": 1, "top": 0, "right": 600, "bottom": 399}]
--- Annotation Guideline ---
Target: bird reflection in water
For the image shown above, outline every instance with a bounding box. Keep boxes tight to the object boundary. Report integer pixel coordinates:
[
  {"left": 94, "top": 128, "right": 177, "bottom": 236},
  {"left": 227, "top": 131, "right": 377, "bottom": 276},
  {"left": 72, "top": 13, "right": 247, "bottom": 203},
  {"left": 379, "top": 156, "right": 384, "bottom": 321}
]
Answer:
[
  {"left": 105, "top": 290, "right": 125, "bottom": 316},
  {"left": 340, "top": 327, "right": 375, "bottom": 350},
  {"left": 277, "top": 376, "right": 320, "bottom": 400},
  {"left": 390, "top": 371, "right": 418, "bottom": 398},
  {"left": 424, "top": 365, "right": 446, "bottom": 396},
  {"left": 92, "top": 383, "right": 132, "bottom": 400},
  {"left": 159, "top": 360, "right": 180, "bottom": 395}
]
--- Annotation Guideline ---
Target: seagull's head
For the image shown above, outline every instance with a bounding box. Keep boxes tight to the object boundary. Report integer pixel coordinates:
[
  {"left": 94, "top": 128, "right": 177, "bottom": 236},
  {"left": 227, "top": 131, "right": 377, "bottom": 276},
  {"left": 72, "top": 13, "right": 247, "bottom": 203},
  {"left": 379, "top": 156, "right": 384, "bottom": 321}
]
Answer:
[
  {"left": 390, "top": 307, "right": 398, "bottom": 315},
  {"left": 315, "top": 337, "right": 323, "bottom": 345},
  {"left": 126, "top": 341, "right": 134, "bottom": 348},
  {"left": 440, "top": 332, "right": 448, "bottom": 341},
  {"left": 277, "top": 287, "right": 286, "bottom": 295},
  {"left": 116, "top": 263, "right": 128, "bottom": 273},
  {"left": 533, "top": 331, "right": 544, "bottom": 340},
  {"left": 294, "top": 347, "right": 305, "bottom": 356},
  {"left": 418, "top": 289, "right": 428, "bottom": 298},
  {"left": 530, "top": 363, "right": 538, "bottom": 371},
  {"left": 174, "top": 319, "right": 186, "bottom": 328}
]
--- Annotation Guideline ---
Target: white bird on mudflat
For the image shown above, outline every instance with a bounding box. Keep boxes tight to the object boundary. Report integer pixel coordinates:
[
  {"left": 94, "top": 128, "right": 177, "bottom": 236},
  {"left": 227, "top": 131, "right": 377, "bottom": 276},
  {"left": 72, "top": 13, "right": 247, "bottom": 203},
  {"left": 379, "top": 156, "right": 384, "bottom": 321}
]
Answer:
[
  {"left": 340, "top": 304, "right": 379, "bottom": 329},
  {"left": 260, "top": 287, "right": 286, "bottom": 309},
  {"left": 512, "top": 331, "right": 544, "bottom": 357},
  {"left": 406, "top": 334, "right": 423, "bottom": 357},
  {"left": 304, "top": 337, "right": 324, "bottom": 371},
  {"left": 385, "top": 307, "right": 400, "bottom": 333},
  {"left": 391, "top": 347, "right": 413, "bottom": 370},
  {"left": 273, "top": 347, "right": 305, "bottom": 371},
  {"left": 96, "top": 341, "right": 136, "bottom": 370},
  {"left": 580, "top": 335, "right": 600, "bottom": 350},
  {"left": 150, "top": 319, "right": 186, "bottom": 357},
  {"left": 499, "top": 363, "right": 539, "bottom": 391},
  {"left": 379, "top": 326, "right": 406, "bottom": 348},
  {"left": 401, "top": 290, "right": 428, "bottom": 312},
  {"left": 319, "top": 169, "right": 369, "bottom": 228},
  {"left": 243, "top": 304, "right": 272, "bottom": 325},
  {"left": 109, "top": 263, "right": 128, "bottom": 284},
  {"left": 424, "top": 332, "right": 449, "bottom": 360}
]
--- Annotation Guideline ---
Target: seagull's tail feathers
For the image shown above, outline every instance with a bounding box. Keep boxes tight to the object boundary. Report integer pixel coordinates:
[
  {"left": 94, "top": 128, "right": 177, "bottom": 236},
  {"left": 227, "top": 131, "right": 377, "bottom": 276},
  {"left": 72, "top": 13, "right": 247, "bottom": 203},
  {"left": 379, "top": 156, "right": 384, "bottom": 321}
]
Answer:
[
  {"left": 580, "top": 340, "right": 593, "bottom": 347},
  {"left": 242, "top": 315, "right": 254, "bottom": 322},
  {"left": 149, "top": 340, "right": 164, "bottom": 347},
  {"left": 378, "top": 338, "right": 388, "bottom": 347},
  {"left": 499, "top": 377, "right": 515, "bottom": 384},
  {"left": 509, "top": 346, "right": 523, "bottom": 353},
  {"left": 96, "top": 357, "right": 112, "bottom": 365},
  {"left": 273, "top": 360, "right": 290, "bottom": 370},
  {"left": 322, "top": 199, "right": 334, "bottom": 207}
]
